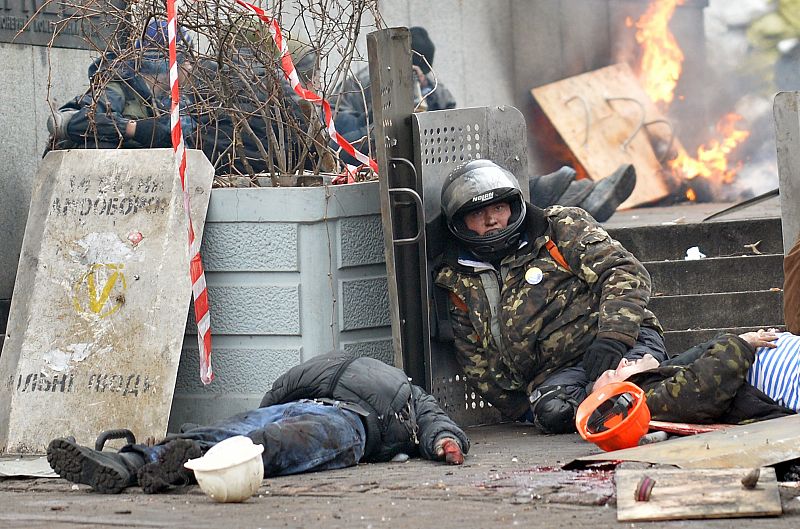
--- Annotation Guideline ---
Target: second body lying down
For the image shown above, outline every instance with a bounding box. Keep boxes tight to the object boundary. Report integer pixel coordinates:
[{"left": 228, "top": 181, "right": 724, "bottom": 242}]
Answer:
[{"left": 592, "top": 330, "right": 798, "bottom": 424}]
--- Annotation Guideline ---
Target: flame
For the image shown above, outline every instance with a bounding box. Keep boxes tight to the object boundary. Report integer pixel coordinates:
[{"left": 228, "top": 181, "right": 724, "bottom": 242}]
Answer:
[
  {"left": 634, "top": 0, "right": 685, "bottom": 106},
  {"left": 669, "top": 113, "right": 750, "bottom": 184},
  {"left": 632, "top": 0, "right": 751, "bottom": 199}
]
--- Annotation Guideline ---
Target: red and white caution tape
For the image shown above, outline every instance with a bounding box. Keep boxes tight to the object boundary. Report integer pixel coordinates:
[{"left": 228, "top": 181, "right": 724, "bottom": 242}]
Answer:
[
  {"left": 167, "top": 0, "right": 214, "bottom": 385},
  {"left": 231, "top": 0, "right": 379, "bottom": 177},
  {"left": 163, "top": 0, "right": 380, "bottom": 384}
]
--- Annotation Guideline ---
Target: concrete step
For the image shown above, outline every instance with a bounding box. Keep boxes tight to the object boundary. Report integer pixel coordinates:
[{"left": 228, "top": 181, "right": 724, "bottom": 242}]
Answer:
[
  {"left": 607, "top": 217, "right": 782, "bottom": 262},
  {"left": 664, "top": 326, "right": 786, "bottom": 355},
  {"left": 649, "top": 289, "right": 783, "bottom": 331},
  {"left": 645, "top": 254, "right": 784, "bottom": 296}
]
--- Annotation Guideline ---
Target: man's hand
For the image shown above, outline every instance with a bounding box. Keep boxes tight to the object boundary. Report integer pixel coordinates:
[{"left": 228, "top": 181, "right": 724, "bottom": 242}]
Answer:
[
  {"left": 47, "top": 109, "right": 79, "bottom": 140},
  {"left": 411, "top": 65, "right": 429, "bottom": 89},
  {"left": 584, "top": 338, "right": 628, "bottom": 381},
  {"left": 434, "top": 437, "right": 464, "bottom": 465},
  {"left": 739, "top": 329, "right": 781, "bottom": 350}
]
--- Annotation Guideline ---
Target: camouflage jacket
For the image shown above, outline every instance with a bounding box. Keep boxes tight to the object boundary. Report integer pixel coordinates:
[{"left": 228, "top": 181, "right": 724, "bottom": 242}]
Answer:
[
  {"left": 434, "top": 205, "right": 662, "bottom": 419},
  {"left": 632, "top": 333, "right": 794, "bottom": 424}
]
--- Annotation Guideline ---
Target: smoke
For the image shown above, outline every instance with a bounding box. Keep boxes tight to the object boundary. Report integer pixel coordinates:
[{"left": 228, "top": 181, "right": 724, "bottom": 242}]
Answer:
[{"left": 701, "top": 0, "right": 781, "bottom": 200}]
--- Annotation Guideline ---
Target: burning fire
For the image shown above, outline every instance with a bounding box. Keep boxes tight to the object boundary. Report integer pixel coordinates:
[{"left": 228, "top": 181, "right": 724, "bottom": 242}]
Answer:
[
  {"left": 633, "top": 0, "right": 750, "bottom": 199},
  {"left": 669, "top": 114, "right": 750, "bottom": 184},
  {"left": 634, "top": 0, "right": 685, "bottom": 106}
]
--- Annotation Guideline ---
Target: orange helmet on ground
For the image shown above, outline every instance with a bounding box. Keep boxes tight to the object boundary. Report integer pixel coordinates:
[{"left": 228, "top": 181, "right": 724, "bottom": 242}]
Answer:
[{"left": 575, "top": 381, "right": 650, "bottom": 452}]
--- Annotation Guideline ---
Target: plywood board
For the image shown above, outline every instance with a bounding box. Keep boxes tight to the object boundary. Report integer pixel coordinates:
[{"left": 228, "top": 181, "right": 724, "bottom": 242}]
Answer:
[
  {"left": 616, "top": 467, "right": 782, "bottom": 521},
  {"left": 0, "top": 149, "right": 214, "bottom": 454},
  {"left": 532, "top": 63, "right": 681, "bottom": 208},
  {"left": 567, "top": 414, "right": 800, "bottom": 470}
]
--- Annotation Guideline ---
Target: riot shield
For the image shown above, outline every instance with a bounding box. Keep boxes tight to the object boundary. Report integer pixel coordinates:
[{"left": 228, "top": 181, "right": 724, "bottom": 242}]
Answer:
[
  {"left": 413, "top": 107, "right": 529, "bottom": 426},
  {"left": 368, "top": 28, "right": 530, "bottom": 425}
]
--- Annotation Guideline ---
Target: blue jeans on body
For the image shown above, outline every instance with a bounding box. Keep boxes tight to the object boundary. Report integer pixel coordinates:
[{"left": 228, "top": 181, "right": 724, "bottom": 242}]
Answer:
[{"left": 139, "top": 401, "right": 367, "bottom": 477}]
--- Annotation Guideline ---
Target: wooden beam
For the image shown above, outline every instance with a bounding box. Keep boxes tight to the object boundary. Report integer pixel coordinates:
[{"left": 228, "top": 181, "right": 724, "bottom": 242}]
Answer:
[{"left": 616, "top": 467, "right": 782, "bottom": 522}]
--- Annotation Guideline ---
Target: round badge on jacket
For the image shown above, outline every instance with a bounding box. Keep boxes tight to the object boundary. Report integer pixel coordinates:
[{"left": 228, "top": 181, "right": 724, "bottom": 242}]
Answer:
[{"left": 525, "top": 267, "right": 543, "bottom": 285}]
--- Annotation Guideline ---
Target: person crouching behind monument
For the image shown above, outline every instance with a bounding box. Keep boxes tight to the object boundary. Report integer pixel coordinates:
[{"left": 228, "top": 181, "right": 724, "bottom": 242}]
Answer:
[
  {"left": 47, "top": 20, "right": 195, "bottom": 151},
  {"left": 433, "top": 159, "right": 667, "bottom": 434},
  {"left": 47, "top": 351, "right": 469, "bottom": 494}
]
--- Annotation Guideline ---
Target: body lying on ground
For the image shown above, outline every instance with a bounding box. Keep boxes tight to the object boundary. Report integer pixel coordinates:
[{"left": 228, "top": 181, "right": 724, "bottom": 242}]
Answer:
[
  {"left": 47, "top": 351, "right": 469, "bottom": 494},
  {"left": 590, "top": 330, "right": 798, "bottom": 423}
]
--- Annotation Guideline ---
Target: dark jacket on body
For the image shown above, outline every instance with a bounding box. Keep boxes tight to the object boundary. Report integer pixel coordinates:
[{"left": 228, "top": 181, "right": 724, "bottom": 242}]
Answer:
[
  {"left": 259, "top": 352, "right": 470, "bottom": 463},
  {"left": 57, "top": 55, "right": 176, "bottom": 149}
]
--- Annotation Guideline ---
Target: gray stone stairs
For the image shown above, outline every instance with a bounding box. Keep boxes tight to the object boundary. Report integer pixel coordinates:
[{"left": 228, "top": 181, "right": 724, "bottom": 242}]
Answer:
[{"left": 607, "top": 217, "right": 785, "bottom": 354}]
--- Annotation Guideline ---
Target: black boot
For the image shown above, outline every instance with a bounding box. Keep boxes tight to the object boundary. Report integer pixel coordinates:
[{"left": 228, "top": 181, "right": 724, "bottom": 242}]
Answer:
[
  {"left": 137, "top": 439, "right": 203, "bottom": 494},
  {"left": 579, "top": 163, "right": 637, "bottom": 222},
  {"left": 529, "top": 166, "right": 576, "bottom": 208},
  {"left": 47, "top": 437, "right": 145, "bottom": 494},
  {"left": 557, "top": 178, "right": 594, "bottom": 207}
]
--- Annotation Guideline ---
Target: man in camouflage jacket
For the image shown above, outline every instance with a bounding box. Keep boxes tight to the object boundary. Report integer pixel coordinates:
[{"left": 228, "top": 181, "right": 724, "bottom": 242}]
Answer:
[{"left": 434, "top": 160, "right": 666, "bottom": 433}]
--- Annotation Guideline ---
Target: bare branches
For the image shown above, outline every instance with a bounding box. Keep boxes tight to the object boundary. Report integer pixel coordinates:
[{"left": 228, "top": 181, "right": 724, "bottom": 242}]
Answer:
[{"left": 40, "top": 0, "right": 381, "bottom": 184}]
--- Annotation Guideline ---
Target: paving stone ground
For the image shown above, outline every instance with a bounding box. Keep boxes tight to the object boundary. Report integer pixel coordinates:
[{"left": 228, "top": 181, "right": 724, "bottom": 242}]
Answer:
[{"left": 1, "top": 423, "right": 798, "bottom": 529}]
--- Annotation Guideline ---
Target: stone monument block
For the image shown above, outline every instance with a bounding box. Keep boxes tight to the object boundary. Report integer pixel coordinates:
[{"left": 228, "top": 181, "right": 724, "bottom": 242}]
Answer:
[{"left": 0, "top": 149, "right": 214, "bottom": 454}]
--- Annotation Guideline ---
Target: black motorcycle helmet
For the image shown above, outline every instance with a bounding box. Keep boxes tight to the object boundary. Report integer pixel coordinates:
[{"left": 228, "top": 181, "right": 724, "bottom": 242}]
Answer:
[{"left": 440, "top": 159, "right": 526, "bottom": 261}]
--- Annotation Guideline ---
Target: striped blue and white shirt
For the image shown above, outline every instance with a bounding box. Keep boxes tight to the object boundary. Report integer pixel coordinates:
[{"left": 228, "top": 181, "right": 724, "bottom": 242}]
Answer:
[{"left": 747, "top": 332, "right": 800, "bottom": 412}]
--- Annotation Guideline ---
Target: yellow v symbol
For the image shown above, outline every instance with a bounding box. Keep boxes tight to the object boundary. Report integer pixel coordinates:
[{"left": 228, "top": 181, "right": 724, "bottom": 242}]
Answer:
[
  {"left": 72, "top": 263, "right": 127, "bottom": 319},
  {"left": 87, "top": 263, "right": 121, "bottom": 313}
]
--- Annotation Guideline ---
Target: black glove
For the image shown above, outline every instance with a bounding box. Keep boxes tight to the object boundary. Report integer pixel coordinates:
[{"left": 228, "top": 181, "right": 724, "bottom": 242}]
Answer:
[
  {"left": 132, "top": 115, "right": 172, "bottom": 147},
  {"left": 583, "top": 337, "right": 628, "bottom": 381},
  {"left": 529, "top": 385, "right": 579, "bottom": 434}
]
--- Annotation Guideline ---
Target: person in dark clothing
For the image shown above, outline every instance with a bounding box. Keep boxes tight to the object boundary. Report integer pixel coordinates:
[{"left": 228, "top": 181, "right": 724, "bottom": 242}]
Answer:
[
  {"left": 186, "top": 34, "right": 334, "bottom": 176},
  {"left": 590, "top": 330, "right": 797, "bottom": 424},
  {"left": 47, "top": 21, "right": 195, "bottom": 151},
  {"left": 332, "top": 26, "right": 456, "bottom": 165},
  {"left": 408, "top": 26, "right": 457, "bottom": 112},
  {"left": 47, "top": 352, "right": 470, "bottom": 494}
]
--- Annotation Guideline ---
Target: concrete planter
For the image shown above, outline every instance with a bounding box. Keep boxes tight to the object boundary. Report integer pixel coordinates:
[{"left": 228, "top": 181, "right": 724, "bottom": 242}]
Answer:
[{"left": 169, "top": 181, "right": 391, "bottom": 429}]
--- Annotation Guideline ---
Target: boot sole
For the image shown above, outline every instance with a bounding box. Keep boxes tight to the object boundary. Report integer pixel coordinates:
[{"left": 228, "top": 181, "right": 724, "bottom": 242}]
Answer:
[
  {"left": 137, "top": 462, "right": 170, "bottom": 494},
  {"left": 47, "top": 438, "right": 127, "bottom": 494},
  {"left": 580, "top": 164, "right": 637, "bottom": 222},
  {"left": 138, "top": 439, "right": 203, "bottom": 494}
]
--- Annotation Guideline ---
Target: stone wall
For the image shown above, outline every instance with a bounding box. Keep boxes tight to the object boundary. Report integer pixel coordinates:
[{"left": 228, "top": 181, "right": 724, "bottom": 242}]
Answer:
[{"left": 0, "top": 43, "right": 91, "bottom": 318}]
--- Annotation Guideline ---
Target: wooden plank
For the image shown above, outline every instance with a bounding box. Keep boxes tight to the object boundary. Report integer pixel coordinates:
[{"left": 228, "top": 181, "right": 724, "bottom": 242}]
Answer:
[
  {"left": 569, "top": 415, "right": 800, "bottom": 470},
  {"left": 616, "top": 467, "right": 782, "bottom": 522},
  {"left": 532, "top": 63, "right": 681, "bottom": 208},
  {"left": 648, "top": 420, "right": 732, "bottom": 436}
]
